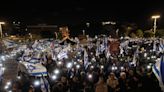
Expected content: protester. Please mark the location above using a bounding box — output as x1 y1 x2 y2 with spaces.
1 36 164 92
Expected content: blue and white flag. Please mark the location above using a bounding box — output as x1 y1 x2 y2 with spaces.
152 55 164 91
2 39 17 49
153 41 157 52
40 77 50 92
84 49 89 69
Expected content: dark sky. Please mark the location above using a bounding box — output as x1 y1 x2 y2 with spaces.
0 0 164 28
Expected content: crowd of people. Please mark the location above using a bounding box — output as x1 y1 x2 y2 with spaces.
1 35 164 92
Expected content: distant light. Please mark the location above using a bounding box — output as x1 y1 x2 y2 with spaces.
121 66 124 70
151 56 156 59
4 85 9 89
88 74 92 79
2 67 5 71
147 57 150 60
1 56 6 61
144 53 147 57
152 15 160 19
6 81 11 86
34 80 40 86
112 67 115 70
100 65 104 69
90 65 94 69
77 59 80 62
8 90 12 92
58 61 62 65
114 66 118 70
0 22 5 25
17 76 21 79
52 75 57 80
0 63 3 67
66 62 73 68
112 66 117 70
76 64 80 69
54 69 60 74
147 65 151 69
74 62 77 65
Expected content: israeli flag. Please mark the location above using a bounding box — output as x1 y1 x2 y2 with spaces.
57 51 68 60
152 55 164 91
2 39 17 49
40 77 50 92
153 41 157 52
84 49 89 69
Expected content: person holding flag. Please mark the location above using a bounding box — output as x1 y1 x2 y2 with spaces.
153 55 164 91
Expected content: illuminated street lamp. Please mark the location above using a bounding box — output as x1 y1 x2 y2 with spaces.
0 22 5 39
151 15 160 37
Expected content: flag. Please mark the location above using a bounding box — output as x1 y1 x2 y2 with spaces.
153 41 157 52
84 49 89 69
40 77 50 92
159 41 164 53
2 39 17 49
32 40 39 48
131 46 139 67
152 55 164 91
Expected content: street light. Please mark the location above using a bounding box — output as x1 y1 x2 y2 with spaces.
0 22 5 39
151 15 160 37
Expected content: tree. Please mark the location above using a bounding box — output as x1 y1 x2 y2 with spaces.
144 31 154 38
156 29 164 38
121 23 138 37
136 29 143 38
130 32 137 38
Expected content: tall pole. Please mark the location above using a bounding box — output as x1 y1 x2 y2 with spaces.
152 15 160 38
0 22 5 39
0 25 2 39
153 18 157 35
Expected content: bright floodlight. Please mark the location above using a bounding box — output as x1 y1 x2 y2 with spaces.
0 22 5 25
152 15 160 19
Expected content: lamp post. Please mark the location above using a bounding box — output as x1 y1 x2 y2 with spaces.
0 22 5 39
151 15 160 37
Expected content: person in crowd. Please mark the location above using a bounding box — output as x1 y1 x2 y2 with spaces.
95 76 108 92
70 76 82 92
119 72 128 92
107 72 119 92
127 69 139 92
28 85 35 92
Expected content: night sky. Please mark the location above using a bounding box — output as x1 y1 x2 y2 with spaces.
0 0 164 29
